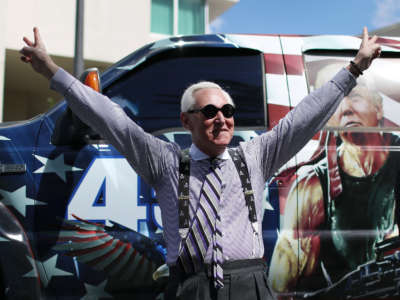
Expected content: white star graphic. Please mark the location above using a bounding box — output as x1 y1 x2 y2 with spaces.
263 188 274 211
0 136 10 140
0 236 9 242
264 199 274 211
24 255 73 287
0 186 46 217
81 280 112 300
34 154 82 182
23 255 39 279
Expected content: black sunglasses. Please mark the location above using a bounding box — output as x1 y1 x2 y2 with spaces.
187 104 235 119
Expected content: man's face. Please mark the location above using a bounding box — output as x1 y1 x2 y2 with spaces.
181 88 234 156
327 85 383 145
328 85 383 128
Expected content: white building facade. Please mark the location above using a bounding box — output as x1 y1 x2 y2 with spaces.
0 0 238 121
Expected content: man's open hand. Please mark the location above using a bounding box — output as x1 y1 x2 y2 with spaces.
20 27 59 79
353 27 382 72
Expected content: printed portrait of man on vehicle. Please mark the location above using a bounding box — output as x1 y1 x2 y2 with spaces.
268 55 400 299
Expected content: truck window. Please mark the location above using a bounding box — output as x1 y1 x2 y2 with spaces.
103 47 267 134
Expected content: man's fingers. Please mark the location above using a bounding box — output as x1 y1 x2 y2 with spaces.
362 26 369 44
373 43 382 51
23 36 34 47
373 47 382 59
33 27 40 46
19 46 34 57
20 56 31 63
369 35 378 44
33 27 46 49
371 41 381 57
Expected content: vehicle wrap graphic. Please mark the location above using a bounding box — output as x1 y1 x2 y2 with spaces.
268 52 400 299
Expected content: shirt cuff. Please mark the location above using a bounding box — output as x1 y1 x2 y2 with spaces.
49 68 77 96
331 68 357 96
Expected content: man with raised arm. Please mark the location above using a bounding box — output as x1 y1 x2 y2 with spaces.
20 27 380 300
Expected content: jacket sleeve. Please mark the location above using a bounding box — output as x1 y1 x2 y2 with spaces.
242 67 356 182
50 68 179 186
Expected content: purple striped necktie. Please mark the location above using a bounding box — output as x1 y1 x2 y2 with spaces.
209 158 224 288
178 158 224 288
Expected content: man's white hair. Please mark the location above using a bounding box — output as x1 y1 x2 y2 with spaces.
180 81 235 112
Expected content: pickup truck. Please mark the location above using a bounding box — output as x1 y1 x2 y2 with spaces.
0 33 400 299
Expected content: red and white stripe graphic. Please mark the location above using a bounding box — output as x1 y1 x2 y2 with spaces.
227 34 400 129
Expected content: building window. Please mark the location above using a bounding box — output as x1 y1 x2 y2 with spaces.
151 0 174 35
151 0 205 35
178 0 205 35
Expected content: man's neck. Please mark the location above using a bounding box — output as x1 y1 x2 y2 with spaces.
192 142 227 159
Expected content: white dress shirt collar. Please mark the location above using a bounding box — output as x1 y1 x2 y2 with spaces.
189 143 231 161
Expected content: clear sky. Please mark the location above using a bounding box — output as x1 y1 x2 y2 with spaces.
210 0 400 36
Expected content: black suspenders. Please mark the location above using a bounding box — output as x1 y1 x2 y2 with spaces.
228 148 258 224
178 149 191 237
178 147 258 238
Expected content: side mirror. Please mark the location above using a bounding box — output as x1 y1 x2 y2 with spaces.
51 68 102 146
80 68 102 93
